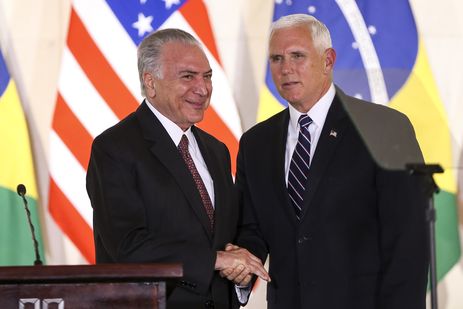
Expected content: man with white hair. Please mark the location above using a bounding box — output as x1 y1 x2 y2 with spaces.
225 14 429 309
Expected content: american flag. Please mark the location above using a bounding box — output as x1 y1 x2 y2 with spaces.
49 0 241 263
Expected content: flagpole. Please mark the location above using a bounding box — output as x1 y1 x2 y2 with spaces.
428 191 438 309
406 163 443 309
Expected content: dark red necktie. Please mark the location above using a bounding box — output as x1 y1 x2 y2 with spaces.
178 135 214 230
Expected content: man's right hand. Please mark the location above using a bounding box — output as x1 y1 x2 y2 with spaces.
215 243 270 286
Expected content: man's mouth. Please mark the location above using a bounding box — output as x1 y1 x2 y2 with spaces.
281 81 299 89
186 100 205 109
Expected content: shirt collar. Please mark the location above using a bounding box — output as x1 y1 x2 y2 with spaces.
145 99 194 147
288 83 335 131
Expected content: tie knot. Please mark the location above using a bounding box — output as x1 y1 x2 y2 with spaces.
178 134 189 151
298 114 312 129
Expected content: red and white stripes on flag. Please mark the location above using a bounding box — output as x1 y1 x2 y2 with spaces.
49 0 241 263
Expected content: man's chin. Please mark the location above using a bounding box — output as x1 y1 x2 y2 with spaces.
188 114 205 125
278 90 298 101
281 95 301 105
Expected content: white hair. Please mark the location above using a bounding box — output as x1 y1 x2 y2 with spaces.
270 14 332 53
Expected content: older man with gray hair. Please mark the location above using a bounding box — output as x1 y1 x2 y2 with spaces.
87 28 269 309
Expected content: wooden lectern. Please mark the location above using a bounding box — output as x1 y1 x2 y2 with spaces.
0 263 182 309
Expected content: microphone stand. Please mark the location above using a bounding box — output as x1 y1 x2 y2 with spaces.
406 163 443 309
16 184 43 266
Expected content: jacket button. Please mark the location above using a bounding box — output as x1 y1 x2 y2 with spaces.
205 300 214 308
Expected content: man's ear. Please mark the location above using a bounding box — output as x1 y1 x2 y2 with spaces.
143 72 156 97
324 48 336 73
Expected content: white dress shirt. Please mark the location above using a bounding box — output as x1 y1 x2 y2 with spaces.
285 83 335 184
146 101 215 206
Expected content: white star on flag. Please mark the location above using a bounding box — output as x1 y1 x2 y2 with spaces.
308 6 316 14
163 0 181 10
140 0 147 4
132 13 153 37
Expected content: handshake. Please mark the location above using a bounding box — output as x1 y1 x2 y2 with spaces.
215 243 271 286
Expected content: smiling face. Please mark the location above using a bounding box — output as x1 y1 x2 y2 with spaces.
143 41 212 131
269 25 336 113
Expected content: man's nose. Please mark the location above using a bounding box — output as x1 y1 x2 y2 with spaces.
281 59 293 75
193 78 210 96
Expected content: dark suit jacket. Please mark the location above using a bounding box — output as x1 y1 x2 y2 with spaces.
86 101 238 309
235 87 429 309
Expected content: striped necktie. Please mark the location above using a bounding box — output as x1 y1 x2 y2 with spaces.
287 115 313 220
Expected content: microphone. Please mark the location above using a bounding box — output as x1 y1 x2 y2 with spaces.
16 184 43 265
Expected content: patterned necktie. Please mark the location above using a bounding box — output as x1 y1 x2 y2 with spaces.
178 135 214 230
288 115 313 220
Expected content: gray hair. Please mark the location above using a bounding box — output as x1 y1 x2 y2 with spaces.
137 28 201 97
270 14 332 53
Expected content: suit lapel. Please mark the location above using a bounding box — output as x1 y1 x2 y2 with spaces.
271 110 300 225
300 93 349 221
136 102 213 240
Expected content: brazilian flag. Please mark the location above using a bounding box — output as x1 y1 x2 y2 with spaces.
0 50 45 265
258 0 460 281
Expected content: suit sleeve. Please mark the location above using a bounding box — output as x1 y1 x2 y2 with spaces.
375 117 429 309
234 135 269 303
86 136 217 295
